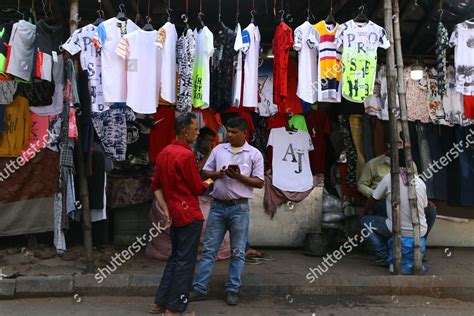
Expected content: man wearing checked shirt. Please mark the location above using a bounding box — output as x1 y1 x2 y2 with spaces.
189 116 264 306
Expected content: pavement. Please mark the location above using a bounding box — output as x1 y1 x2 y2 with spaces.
0 246 473 301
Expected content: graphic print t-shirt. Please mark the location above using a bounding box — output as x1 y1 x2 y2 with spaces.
93 18 139 103
192 26 214 108
63 24 107 112
293 21 317 104
310 21 342 103
267 127 314 192
335 20 390 103
449 20 474 95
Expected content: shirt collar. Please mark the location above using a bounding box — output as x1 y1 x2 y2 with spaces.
224 141 250 154
172 139 192 151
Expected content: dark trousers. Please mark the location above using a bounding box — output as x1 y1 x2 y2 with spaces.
154 220 203 313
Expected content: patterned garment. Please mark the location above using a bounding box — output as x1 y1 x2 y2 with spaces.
176 29 195 113
210 27 237 113
426 68 447 125
405 67 430 123
0 81 17 104
435 22 449 96
92 107 136 161
339 115 357 186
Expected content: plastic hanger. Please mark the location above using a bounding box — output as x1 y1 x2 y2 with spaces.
93 1 104 26
325 0 336 26
354 5 369 23
116 2 127 21
142 0 154 31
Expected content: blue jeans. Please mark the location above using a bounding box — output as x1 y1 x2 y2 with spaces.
360 215 392 258
193 201 250 294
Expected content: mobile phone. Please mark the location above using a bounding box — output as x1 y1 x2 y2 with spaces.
227 164 240 172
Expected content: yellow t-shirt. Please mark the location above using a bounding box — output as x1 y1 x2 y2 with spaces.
0 96 31 157
231 146 242 154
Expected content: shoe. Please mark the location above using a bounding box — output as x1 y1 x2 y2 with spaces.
369 255 388 267
225 291 239 306
188 289 207 302
148 304 165 314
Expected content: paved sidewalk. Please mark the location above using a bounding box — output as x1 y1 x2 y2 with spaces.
1 247 473 300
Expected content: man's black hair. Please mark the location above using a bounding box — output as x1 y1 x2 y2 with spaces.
225 116 248 132
175 112 197 134
199 127 216 138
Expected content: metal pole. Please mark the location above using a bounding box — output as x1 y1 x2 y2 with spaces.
392 0 423 274
384 0 402 274
69 0 95 274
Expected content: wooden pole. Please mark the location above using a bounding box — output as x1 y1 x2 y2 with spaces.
69 0 95 274
392 0 423 274
384 0 402 274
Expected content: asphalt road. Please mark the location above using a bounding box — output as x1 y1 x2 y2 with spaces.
1 295 474 316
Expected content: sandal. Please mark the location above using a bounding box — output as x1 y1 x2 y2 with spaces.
245 257 264 265
247 252 276 261
149 304 166 314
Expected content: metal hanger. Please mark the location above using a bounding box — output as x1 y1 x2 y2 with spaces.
196 0 205 31
142 0 154 30
116 1 127 21
218 0 226 30
236 0 240 25
93 0 104 26
306 0 315 23
1 0 25 20
167 8 172 23
181 0 190 31
325 0 336 26
251 0 257 25
354 4 369 23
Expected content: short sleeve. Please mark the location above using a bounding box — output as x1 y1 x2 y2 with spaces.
234 25 244 52
378 26 390 49
251 151 265 180
293 27 303 51
155 27 166 48
202 147 217 171
449 26 458 47
372 176 388 200
335 25 344 50
241 29 251 54
62 29 81 55
116 36 129 59
267 128 277 147
205 29 215 56
307 28 317 49
93 23 106 48
305 132 314 151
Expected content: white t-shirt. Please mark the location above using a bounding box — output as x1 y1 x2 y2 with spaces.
62 24 107 112
116 29 164 114
372 174 428 237
160 22 177 104
93 18 139 103
449 20 474 95
242 23 261 107
267 127 314 192
231 23 244 107
294 21 318 103
192 26 214 109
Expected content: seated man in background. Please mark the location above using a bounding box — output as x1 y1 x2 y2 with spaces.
361 150 429 266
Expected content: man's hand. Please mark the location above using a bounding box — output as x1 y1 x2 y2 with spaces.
162 210 172 230
225 166 242 180
204 178 214 186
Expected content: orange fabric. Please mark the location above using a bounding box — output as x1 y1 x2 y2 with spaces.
201 109 220 146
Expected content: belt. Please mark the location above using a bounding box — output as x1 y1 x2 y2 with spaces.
214 198 249 206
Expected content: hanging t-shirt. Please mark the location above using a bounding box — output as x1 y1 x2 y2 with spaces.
435 22 449 96
405 66 430 123
426 67 447 125
288 114 308 131
335 20 390 103
445 66 474 126
176 29 195 113
310 21 342 103
0 22 14 78
192 26 214 109
19 112 55 161
267 127 314 192
160 22 177 104
231 23 244 108
257 59 278 117
242 23 261 107
273 22 293 105
116 29 165 114
62 24 107 112
293 21 317 104
449 20 474 96
149 106 176 163
278 57 302 114
93 18 139 103
0 96 31 157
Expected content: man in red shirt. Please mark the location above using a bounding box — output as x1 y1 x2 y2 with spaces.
149 113 212 315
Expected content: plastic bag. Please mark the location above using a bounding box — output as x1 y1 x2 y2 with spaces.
387 236 427 274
